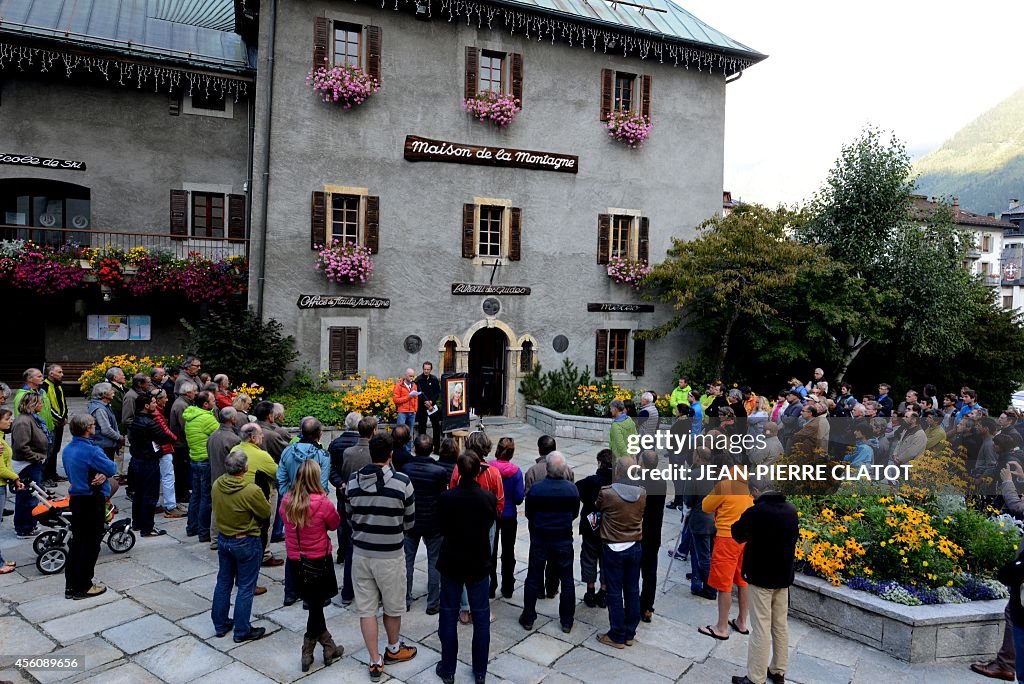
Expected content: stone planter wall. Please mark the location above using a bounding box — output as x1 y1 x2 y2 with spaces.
526 405 612 442
789 575 1005 663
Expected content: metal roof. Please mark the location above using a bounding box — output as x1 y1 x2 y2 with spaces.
0 0 248 71
496 0 762 59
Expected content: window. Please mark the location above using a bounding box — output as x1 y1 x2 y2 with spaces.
614 72 635 113
1004 295 1015 310
333 22 362 68
519 340 534 373
191 192 225 238
607 330 629 372
982 234 993 252
443 340 458 374
480 51 505 94
330 194 360 244
190 92 226 111
478 206 503 257
329 327 359 375
597 213 648 264
0 179 90 237
611 215 632 259
980 262 990 276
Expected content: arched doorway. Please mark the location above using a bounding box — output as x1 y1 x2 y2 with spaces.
468 327 508 416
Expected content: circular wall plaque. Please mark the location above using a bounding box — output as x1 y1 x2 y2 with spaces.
552 335 569 353
482 297 501 316
403 335 422 354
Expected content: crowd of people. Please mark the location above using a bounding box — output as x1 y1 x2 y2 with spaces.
4 360 1024 683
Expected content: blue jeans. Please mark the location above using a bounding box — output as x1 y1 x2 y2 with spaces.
689 533 714 594
271 497 285 540
212 534 262 639
396 412 416 429
520 536 575 628
439 574 490 680
159 454 176 508
603 542 642 644
14 463 43 535
405 530 443 609
187 460 211 538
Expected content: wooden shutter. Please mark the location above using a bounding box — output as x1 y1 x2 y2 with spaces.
462 203 476 258
511 52 523 104
311 191 327 249
595 329 609 378
169 92 181 116
600 68 614 121
597 213 611 264
227 193 246 242
364 195 380 254
313 17 330 68
632 335 646 377
170 189 188 238
509 207 522 261
465 47 479 99
367 26 382 85
640 74 652 120
329 327 359 375
638 216 650 262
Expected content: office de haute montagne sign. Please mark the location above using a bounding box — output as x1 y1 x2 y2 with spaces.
404 135 578 174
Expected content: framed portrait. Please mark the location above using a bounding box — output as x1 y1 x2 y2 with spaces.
446 377 468 416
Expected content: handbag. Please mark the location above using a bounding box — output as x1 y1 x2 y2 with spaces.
295 516 330 585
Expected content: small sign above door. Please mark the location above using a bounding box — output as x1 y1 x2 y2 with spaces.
297 294 391 309
0 153 86 170
452 283 531 296
587 303 655 313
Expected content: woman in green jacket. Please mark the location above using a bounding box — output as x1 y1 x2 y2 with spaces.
0 408 23 573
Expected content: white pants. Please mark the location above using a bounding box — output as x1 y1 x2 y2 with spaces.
159 454 177 508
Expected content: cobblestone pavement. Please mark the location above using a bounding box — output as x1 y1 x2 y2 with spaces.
0 404 1002 683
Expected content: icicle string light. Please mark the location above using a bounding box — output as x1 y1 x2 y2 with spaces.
0 41 250 100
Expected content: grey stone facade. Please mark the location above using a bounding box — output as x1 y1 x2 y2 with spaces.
250 0 740 415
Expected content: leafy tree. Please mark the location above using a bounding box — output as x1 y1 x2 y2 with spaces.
181 306 298 392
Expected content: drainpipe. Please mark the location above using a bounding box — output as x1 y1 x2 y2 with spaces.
255 0 277 319
725 70 743 85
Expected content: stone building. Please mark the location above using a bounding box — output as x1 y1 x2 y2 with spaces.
247 0 764 415
0 0 255 383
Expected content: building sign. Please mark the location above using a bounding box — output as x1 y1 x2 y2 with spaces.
451 283 531 296
587 303 655 313
404 135 578 174
0 153 86 171
297 294 391 309
1004 262 1021 281
86 315 151 340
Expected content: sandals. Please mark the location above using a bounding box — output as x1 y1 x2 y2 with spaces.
729 619 749 635
698 625 729 641
0 561 15 575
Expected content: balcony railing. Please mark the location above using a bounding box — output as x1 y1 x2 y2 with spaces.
0 225 249 260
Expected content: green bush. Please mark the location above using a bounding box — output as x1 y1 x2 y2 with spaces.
948 507 1020 576
518 359 592 415
271 390 347 428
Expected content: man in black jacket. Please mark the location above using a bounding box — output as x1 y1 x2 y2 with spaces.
128 395 175 538
402 434 449 614
328 411 361 563
577 449 614 608
730 477 799 684
415 362 442 453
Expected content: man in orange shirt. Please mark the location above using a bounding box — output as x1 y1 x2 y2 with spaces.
392 369 420 431
698 470 754 642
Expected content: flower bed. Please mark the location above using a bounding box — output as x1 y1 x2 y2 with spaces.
79 354 185 396
271 372 397 427
307 65 380 108
606 111 652 148
316 240 374 285
463 91 521 127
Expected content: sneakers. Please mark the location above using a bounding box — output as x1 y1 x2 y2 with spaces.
383 642 417 664
72 584 107 600
164 508 186 519
597 632 625 649
154 506 165 514
583 590 596 607
667 550 688 561
16 528 39 539
368 662 383 682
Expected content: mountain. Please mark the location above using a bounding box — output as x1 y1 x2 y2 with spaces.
914 88 1024 217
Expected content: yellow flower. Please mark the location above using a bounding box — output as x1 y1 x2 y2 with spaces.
922 561 928 567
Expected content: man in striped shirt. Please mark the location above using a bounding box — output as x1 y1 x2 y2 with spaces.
346 431 418 682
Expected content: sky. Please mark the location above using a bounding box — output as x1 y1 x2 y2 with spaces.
674 0 1024 206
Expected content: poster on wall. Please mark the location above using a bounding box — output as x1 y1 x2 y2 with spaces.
128 316 152 340
441 372 469 432
87 315 129 341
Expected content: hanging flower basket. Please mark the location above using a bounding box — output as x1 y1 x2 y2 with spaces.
606 256 651 288
463 91 521 127
606 111 653 148
307 65 380 109
316 240 374 285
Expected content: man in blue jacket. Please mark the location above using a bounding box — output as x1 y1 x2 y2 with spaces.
402 434 450 614
63 413 118 600
519 452 580 633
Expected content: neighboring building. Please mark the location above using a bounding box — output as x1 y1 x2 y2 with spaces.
999 199 1024 312
247 0 765 416
723 190 739 216
0 0 255 384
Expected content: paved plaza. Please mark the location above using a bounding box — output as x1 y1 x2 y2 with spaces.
0 404 1004 684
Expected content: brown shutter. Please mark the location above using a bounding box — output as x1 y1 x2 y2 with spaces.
462 203 476 258
465 47 479 99
600 68 614 121
169 92 181 116
366 26 382 85
595 330 609 378
364 195 380 254
313 16 330 68
511 52 523 104
597 213 611 264
227 193 246 242
638 216 650 262
343 327 358 375
311 191 327 249
509 207 522 261
640 74 652 120
170 189 188 238
632 335 646 377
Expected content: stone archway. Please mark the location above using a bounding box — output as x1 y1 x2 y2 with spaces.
439 319 529 418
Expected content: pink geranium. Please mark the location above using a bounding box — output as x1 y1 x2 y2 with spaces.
307 65 380 109
606 256 651 288
463 92 521 127
316 240 374 285
607 112 653 148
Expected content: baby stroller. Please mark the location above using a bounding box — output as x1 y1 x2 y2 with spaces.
29 482 136 574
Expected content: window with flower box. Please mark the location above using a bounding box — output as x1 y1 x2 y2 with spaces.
600 69 652 121
595 329 647 377
597 212 649 264
462 199 522 263
310 186 379 252
169 188 245 242
313 17 382 84
465 47 523 103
